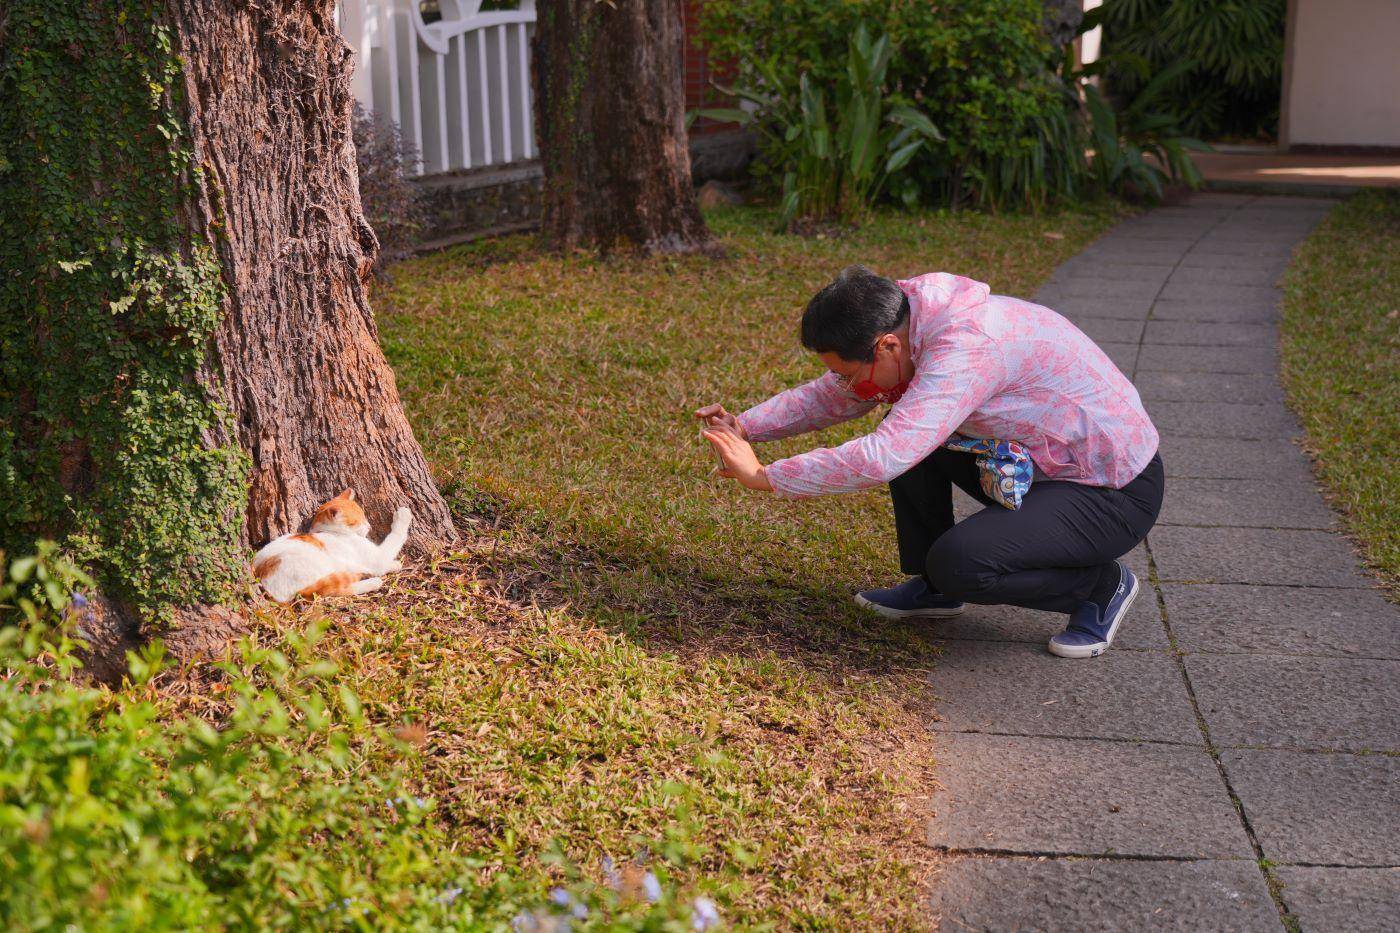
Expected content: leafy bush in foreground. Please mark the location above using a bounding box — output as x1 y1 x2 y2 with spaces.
0 546 721 930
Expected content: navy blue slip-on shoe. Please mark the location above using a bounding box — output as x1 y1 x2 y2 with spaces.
1049 561 1139 659
855 576 965 620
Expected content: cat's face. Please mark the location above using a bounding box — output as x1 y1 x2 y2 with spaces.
310 488 370 536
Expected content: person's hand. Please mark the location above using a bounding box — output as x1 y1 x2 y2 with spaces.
702 421 772 492
694 403 748 440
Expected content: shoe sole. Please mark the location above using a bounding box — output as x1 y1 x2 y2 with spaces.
1047 573 1140 659
854 593 966 619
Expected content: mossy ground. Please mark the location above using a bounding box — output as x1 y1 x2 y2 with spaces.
1280 190 1400 595
201 202 1118 927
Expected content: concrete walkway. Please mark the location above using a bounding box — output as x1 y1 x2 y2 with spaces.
924 193 1399 931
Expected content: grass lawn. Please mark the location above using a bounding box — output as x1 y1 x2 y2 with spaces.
255 203 1119 927
1280 190 1400 595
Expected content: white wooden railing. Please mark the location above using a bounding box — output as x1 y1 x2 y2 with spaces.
337 0 537 175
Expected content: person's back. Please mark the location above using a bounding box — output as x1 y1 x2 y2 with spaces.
903 274 1157 488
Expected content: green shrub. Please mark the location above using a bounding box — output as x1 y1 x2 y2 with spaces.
1099 0 1285 140
1082 59 1207 200
693 27 943 230
698 0 1081 210
0 547 724 930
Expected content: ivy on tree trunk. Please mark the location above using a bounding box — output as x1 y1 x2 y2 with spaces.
0 0 454 670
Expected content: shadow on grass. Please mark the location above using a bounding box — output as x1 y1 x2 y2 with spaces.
443 485 940 692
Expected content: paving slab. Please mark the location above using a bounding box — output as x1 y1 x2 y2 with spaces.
1078 242 1196 264
1244 195 1338 211
1054 255 1177 278
1188 239 1298 259
1069 316 1146 346
1157 436 1313 480
1196 224 1308 242
1219 748 1399 866
1143 319 1277 347
1214 209 1324 225
923 593 1169 650
1160 583 1400 657
1203 223 1318 241
1276 867 1400 933
1137 343 1278 374
1149 297 1280 323
1159 281 1281 305
927 640 1200 743
1114 215 1217 230
928 733 1255 858
1165 265 1286 288
1178 249 1290 271
1143 400 1298 439
1036 278 1166 301
1168 193 1255 207
1134 371 1283 403
1038 296 1154 320
1187 654 1400 751
1157 478 1336 529
1149 526 1370 588
929 857 1281 932
1095 341 1140 374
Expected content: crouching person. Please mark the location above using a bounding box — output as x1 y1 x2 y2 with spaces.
698 266 1163 659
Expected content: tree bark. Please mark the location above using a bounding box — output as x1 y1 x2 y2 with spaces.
532 0 715 255
168 0 456 552
0 1 454 680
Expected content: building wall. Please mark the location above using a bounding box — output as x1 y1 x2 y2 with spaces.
1283 0 1400 149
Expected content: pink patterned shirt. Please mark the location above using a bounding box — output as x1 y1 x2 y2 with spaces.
737 272 1159 499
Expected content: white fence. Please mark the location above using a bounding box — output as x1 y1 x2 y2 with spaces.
337 0 537 175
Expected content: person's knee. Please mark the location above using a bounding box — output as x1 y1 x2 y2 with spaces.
925 532 995 601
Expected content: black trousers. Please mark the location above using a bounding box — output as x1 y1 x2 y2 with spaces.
891 447 1165 614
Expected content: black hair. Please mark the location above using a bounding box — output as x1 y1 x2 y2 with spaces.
799 265 910 363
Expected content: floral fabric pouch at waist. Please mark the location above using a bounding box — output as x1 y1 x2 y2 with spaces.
941 435 1033 509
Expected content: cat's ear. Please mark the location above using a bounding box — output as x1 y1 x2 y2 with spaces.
337 487 355 501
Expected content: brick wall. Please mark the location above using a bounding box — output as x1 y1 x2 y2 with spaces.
682 0 738 137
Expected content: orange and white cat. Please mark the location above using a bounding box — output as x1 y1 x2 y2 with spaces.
252 488 412 603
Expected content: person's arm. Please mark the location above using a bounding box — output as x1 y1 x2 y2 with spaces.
735 371 878 443
764 332 1005 498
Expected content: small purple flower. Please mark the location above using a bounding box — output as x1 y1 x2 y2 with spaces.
70 591 89 609
437 886 463 905
691 896 720 930
642 871 662 903
385 795 429 812
601 855 621 889
548 887 588 920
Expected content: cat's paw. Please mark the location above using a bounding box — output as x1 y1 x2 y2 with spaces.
383 560 403 574
392 506 413 533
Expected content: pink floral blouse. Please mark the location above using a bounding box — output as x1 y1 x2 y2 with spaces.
737 272 1160 499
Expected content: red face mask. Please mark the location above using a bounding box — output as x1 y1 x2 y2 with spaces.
849 356 910 405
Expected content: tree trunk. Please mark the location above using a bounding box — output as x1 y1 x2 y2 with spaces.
0 0 453 674
532 0 715 255
168 0 456 551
